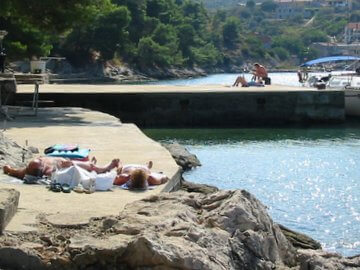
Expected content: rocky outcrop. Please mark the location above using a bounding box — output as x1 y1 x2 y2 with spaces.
181 179 219 194
0 190 298 269
0 189 20 234
297 249 360 270
162 143 201 170
278 224 321 250
0 189 359 269
0 131 33 168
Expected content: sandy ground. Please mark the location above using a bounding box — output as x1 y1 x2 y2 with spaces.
0 107 180 233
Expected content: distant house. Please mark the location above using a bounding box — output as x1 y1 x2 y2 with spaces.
324 0 352 8
310 42 360 57
274 0 315 19
344 23 360 44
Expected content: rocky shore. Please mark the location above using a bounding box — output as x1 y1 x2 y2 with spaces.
0 138 360 269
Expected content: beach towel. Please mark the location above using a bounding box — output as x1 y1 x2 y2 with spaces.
53 165 115 191
119 181 155 190
44 144 79 154
46 148 91 161
52 165 95 188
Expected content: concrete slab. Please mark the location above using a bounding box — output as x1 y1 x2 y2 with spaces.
0 189 20 234
16 83 317 94
0 107 180 233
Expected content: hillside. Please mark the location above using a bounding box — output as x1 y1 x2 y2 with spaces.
197 0 243 10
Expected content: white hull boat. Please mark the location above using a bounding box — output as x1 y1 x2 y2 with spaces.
298 56 360 117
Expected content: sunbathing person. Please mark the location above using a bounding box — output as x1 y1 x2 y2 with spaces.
3 156 120 180
232 76 264 87
113 161 168 189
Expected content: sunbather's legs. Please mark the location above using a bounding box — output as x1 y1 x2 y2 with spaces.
3 165 26 179
233 76 248 87
73 158 120 173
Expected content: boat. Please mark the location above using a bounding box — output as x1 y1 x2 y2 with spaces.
298 56 360 117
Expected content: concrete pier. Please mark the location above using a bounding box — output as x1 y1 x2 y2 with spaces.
14 84 345 127
0 108 181 233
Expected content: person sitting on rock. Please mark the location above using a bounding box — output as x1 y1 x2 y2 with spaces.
3 156 120 180
113 161 168 190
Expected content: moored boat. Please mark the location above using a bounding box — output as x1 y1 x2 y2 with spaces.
299 56 360 117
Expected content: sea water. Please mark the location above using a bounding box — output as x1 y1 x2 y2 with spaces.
144 124 360 257
147 72 303 87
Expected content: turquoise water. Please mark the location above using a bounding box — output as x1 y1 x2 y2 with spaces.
144 124 360 257
147 72 302 87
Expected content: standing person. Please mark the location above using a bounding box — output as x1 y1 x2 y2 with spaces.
252 63 270 84
0 48 6 73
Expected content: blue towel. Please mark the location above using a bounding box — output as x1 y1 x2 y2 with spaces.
46 148 90 159
119 182 155 190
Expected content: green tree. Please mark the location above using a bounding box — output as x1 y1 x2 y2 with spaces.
246 0 256 9
261 0 277 12
92 7 131 61
272 47 289 61
223 17 241 49
137 36 172 66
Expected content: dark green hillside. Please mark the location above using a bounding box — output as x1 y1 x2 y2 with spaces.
0 0 358 73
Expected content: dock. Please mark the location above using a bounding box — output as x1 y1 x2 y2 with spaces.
14 83 346 126
0 82 345 233
0 107 181 233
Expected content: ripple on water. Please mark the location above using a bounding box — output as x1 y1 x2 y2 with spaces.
183 139 360 257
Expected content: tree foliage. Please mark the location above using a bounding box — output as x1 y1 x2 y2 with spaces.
0 0 357 69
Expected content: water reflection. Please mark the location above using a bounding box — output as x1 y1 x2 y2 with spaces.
144 123 360 257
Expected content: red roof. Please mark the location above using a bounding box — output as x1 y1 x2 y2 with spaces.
347 23 360 30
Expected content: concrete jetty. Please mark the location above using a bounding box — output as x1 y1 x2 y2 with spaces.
0 107 180 233
15 84 345 126
0 82 345 233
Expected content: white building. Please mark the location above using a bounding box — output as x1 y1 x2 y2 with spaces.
274 0 314 19
325 0 352 8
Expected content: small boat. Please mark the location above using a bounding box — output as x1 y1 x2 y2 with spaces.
299 56 360 117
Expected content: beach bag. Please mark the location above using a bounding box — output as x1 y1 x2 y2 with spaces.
52 165 96 188
264 77 271 85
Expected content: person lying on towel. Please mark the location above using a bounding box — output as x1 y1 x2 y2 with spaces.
113 161 168 190
3 156 120 180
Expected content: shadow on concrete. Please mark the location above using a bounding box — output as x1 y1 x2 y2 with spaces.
4 107 122 128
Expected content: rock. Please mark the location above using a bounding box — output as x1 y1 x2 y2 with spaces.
0 131 33 168
0 246 47 270
278 224 322 250
45 212 91 228
162 143 201 170
102 217 118 230
0 189 20 234
68 190 297 269
181 179 219 194
27 146 39 154
0 189 358 270
297 249 360 270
